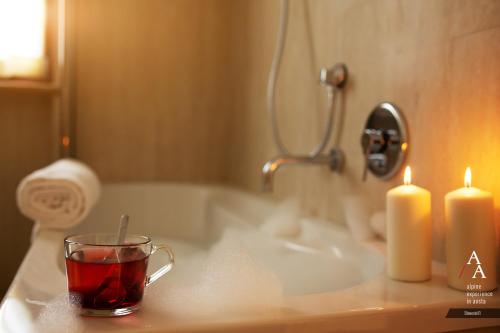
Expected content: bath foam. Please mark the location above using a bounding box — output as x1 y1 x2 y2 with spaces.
35 293 84 333
342 195 376 241
260 198 301 238
145 228 284 317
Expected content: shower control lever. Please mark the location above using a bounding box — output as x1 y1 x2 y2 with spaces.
361 102 408 181
362 128 402 181
361 129 387 181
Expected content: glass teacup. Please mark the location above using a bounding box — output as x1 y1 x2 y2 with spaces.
64 233 174 317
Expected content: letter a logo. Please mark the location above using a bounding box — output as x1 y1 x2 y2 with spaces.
467 251 481 265
458 251 487 279
472 265 486 279
465 251 486 279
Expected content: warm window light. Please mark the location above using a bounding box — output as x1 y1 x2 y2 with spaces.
0 0 47 78
464 167 472 188
403 166 411 185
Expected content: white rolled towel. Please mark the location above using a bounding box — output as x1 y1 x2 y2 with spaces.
17 159 101 229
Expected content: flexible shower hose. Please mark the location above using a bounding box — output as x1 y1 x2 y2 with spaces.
267 0 337 159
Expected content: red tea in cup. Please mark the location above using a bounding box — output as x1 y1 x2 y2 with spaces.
66 248 148 310
64 234 174 317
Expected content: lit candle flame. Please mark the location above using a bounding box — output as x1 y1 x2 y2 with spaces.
404 166 411 185
464 167 472 188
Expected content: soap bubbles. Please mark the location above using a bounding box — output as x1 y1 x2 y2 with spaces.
35 293 84 333
144 228 284 317
260 198 301 238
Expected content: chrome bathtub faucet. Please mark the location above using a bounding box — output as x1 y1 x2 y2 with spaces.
262 63 348 193
262 149 344 192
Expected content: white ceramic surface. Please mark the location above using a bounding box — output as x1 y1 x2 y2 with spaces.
0 184 498 332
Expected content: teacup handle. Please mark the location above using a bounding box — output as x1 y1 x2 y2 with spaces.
145 244 175 286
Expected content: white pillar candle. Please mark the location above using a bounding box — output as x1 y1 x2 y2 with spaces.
386 167 432 281
445 167 497 291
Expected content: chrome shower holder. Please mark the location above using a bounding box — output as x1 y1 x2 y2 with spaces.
320 64 348 89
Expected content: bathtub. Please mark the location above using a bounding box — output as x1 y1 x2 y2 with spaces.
0 184 498 332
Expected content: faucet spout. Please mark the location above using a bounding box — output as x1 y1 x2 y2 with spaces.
262 156 289 192
262 150 343 192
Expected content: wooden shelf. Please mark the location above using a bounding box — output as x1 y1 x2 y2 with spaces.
0 80 60 94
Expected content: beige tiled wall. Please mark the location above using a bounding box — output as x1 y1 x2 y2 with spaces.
74 0 237 183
